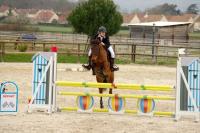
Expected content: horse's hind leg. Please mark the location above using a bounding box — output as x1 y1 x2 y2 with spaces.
99 88 104 108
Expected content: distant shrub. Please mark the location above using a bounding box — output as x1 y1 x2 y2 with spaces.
44 48 50 52
18 44 28 52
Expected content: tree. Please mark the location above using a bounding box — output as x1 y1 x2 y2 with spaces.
146 3 181 15
68 0 123 36
186 4 199 14
78 0 87 3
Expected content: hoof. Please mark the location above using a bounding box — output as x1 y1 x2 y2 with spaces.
100 105 104 109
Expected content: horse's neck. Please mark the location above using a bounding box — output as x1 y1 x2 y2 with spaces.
98 45 108 63
97 45 111 75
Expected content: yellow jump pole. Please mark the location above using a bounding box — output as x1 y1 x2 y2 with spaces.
58 91 175 100
59 107 175 117
56 81 173 91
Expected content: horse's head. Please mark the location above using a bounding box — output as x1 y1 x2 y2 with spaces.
90 39 101 63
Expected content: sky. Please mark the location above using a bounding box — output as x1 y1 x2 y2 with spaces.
113 0 200 12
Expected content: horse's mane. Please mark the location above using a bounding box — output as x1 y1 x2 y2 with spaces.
90 39 101 45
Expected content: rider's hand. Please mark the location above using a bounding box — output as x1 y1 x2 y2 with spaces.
101 42 105 46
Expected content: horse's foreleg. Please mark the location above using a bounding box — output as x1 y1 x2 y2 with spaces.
109 89 112 94
109 72 114 94
99 88 104 108
100 97 103 109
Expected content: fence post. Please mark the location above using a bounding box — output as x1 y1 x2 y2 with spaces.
152 23 156 63
131 44 136 63
77 43 80 63
0 43 2 62
155 45 158 63
0 43 5 62
2 42 5 55
32 41 35 50
43 43 46 52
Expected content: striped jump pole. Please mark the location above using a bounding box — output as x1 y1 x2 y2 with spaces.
56 80 174 117
59 107 175 117
58 91 175 100
56 81 173 91
58 91 175 117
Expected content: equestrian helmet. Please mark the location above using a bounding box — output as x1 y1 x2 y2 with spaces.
98 26 107 33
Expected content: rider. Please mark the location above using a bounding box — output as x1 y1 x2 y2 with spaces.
82 26 119 71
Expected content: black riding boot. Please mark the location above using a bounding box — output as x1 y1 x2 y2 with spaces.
110 58 119 71
82 56 92 70
91 65 96 75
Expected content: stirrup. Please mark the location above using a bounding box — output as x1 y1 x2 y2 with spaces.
82 64 91 70
111 65 119 71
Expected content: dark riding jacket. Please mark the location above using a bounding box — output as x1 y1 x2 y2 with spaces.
92 34 111 49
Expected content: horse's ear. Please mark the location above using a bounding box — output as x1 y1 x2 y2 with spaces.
90 39 100 45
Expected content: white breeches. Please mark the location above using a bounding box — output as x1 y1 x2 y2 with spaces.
88 46 115 58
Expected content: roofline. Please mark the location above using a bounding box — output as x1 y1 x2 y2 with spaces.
128 21 192 27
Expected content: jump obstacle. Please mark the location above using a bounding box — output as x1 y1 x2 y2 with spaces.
27 49 200 121
0 81 19 115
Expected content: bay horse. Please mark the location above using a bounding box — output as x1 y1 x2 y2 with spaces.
90 39 114 108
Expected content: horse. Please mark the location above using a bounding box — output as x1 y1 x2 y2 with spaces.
90 39 114 109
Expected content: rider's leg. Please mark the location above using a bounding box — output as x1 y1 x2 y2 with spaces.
108 46 119 71
82 48 92 70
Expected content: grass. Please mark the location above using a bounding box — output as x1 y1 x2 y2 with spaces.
189 32 200 40
35 25 129 36
27 25 129 35
1 53 178 66
1 53 130 64
30 25 74 33
115 29 200 39
135 57 177 66
2 53 34 62
57 54 86 63
115 29 130 37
